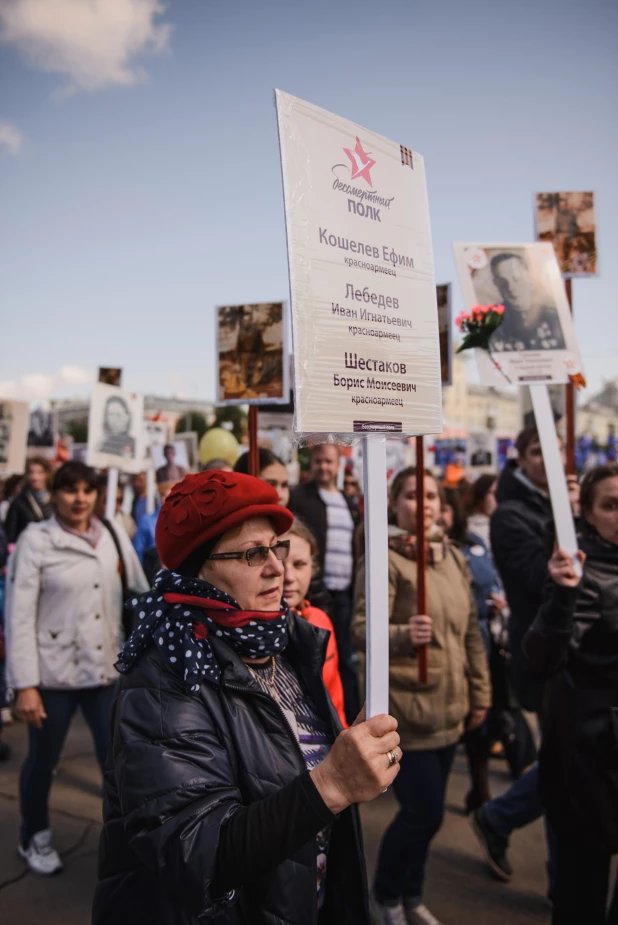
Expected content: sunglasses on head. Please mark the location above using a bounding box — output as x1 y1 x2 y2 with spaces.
207 539 291 568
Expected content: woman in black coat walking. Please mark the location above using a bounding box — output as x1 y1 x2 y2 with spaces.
93 470 402 925
525 462 618 925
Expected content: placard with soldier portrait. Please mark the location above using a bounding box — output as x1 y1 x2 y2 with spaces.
535 192 597 277
453 242 583 386
87 383 144 473
466 430 496 470
436 283 452 386
0 399 29 475
217 302 289 405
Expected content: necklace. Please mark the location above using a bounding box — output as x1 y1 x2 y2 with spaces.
246 656 281 703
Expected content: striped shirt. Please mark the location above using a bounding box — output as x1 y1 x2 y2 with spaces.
318 488 354 591
249 656 333 907
249 656 333 770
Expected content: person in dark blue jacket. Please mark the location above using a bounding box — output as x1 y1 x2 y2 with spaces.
450 480 536 813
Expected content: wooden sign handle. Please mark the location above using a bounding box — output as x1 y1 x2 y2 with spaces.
415 437 428 684
564 278 576 475
248 406 259 477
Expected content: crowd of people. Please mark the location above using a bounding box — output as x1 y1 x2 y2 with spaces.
0 430 616 925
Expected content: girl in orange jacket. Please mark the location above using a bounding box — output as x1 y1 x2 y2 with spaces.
282 519 348 728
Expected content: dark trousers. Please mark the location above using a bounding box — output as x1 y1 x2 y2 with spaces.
552 837 618 925
328 587 359 724
374 745 457 905
19 685 115 845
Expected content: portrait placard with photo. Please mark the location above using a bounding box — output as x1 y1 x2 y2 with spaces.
151 440 190 484
0 399 29 475
87 383 144 474
217 302 289 405
27 409 57 448
98 367 123 387
453 242 583 386
466 430 497 470
535 192 597 277
436 283 452 386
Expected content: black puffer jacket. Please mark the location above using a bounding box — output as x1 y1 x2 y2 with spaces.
93 612 368 925
525 534 618 852
4 488 54 544
490 462 555 712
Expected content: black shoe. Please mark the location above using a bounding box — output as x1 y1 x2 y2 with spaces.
0 740 11 761
471 807 513 881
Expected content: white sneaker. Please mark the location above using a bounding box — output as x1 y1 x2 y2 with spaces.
18 829 63 875
370 895 409 925
403 902 443 925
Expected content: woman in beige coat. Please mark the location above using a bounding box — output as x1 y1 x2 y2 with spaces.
353 467 491 925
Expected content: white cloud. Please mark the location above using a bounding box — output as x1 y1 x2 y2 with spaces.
0 0 172 93
0 380 17 398
0 365 95 404
59 364 96 385
0 119 23 154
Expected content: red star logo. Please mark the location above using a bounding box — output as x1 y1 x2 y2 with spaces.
343 137 376 187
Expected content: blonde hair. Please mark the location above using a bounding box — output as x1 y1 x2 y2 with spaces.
287 518 318 573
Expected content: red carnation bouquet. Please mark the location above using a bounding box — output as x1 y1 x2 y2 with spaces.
455 303 510 383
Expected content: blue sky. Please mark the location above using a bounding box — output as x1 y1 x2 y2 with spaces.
1 0 617 406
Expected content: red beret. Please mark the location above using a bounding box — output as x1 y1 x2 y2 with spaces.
155 470 294 571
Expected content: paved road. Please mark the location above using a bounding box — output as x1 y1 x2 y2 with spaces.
0 714 552 925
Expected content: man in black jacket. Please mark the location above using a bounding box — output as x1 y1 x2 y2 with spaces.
492 431 556 713
4 457 53 544
289 445 360 723
472 426 579 890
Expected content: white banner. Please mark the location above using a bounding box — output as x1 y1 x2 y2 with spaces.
276 90 442 437
453 241 583 386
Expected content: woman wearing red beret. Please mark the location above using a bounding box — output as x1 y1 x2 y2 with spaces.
94 470 401 925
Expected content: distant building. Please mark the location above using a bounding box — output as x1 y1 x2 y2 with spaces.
441 353 519 437
579 379 618 443
441 353 617 442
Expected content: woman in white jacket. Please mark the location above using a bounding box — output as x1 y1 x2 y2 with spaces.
5 461 148 876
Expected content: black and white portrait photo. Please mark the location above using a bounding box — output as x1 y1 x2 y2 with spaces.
471 249 566 353
27 409 57 448
467 431 496 470
99 395 135 458
87 384 144 474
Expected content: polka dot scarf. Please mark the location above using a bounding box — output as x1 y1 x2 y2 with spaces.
115 569 289 693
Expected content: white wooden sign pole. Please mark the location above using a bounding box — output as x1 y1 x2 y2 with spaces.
105 467 119 522
362 437 390 718
146 467 157 516
529 384 581 576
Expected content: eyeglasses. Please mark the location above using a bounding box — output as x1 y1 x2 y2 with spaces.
207 540 290 568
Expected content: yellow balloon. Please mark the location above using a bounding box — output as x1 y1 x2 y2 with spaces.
199 428 239 466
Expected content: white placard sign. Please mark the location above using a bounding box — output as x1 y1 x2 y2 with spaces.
87 383 145 475
276 90 442 437
466 430 497 470
453 242 583 387
0 399 29 475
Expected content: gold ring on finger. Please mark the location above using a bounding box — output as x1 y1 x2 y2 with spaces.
386 748 400 769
